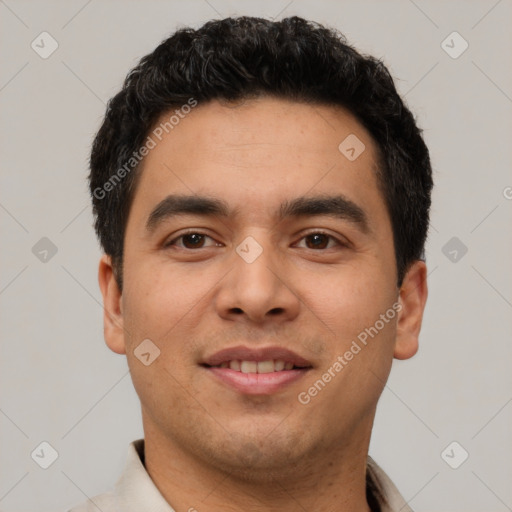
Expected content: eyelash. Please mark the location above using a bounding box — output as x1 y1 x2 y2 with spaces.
164 230 347 250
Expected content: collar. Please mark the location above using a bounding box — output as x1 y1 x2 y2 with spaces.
110 439 412 512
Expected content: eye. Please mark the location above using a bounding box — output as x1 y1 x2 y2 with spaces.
164 231 221 250
295 231 345 250
164 230 346 251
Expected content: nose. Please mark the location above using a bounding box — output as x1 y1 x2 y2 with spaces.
214 235 301 325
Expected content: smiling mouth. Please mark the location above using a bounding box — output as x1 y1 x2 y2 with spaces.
202 360 312 373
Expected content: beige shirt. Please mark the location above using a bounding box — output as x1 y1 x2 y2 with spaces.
67 439 412 512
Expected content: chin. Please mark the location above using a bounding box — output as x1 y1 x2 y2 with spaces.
201 429 312 479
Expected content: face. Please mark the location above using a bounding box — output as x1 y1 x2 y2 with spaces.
99 97 427 479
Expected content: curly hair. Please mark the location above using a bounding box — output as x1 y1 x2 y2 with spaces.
89 16 433 290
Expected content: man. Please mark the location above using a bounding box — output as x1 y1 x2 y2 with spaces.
72 15 431 512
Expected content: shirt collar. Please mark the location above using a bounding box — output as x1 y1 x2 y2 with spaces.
113 439 412 512
114 439 175 511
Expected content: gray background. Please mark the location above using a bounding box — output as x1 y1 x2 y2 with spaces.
1 0 511 511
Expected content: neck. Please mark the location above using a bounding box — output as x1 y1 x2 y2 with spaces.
142 419 374 512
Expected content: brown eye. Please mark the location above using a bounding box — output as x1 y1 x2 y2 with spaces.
297 232 343 250
304 233 330 249
165 232 218 249
180 233 206 248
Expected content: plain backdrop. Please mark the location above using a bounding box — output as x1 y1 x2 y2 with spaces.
1 1 511 511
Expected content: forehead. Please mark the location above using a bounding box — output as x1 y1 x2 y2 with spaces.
128 97 387 229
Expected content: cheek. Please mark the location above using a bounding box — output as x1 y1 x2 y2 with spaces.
121 259 212 397
301 262 396 342
128 359 190 436
122 258 207 339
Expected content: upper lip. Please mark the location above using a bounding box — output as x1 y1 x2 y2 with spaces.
202 345 313 367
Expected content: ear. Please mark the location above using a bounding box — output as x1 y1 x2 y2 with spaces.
394 260 428 360
98 254 126 355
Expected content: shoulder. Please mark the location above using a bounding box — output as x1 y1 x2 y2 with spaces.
65 489 116 512
64 439 144 512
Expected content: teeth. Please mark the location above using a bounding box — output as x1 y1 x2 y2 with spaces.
257 360 274 373
215 359 303 373
229 360 240 371
240 361 257 374
274 360 285 371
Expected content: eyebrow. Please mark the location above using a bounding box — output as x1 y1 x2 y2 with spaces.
145 193 370 234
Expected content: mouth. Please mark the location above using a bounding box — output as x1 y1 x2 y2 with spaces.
200 346 313 395
202 359 310 372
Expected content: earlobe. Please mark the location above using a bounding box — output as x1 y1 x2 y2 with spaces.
393 260 428 360
98 254 127 355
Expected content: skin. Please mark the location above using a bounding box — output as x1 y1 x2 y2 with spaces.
98 97 428 512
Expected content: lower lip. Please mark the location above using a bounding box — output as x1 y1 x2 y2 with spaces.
205 367 310 395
